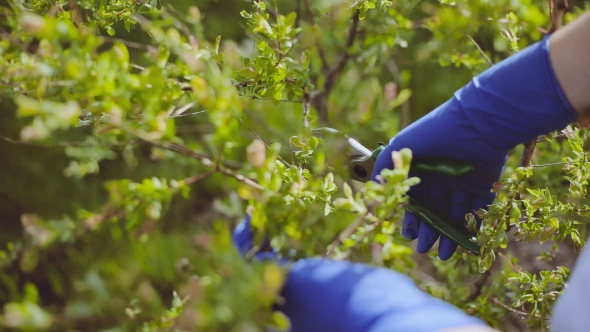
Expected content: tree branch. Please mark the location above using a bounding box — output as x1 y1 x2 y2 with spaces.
467 35 493 67
491 298 529 317
184 171 216 184
326 213 367 257
143 140 264 190
519 0 568 168
303 0 328 70
466 268 492 302
312 10 361 123
303 92 311 129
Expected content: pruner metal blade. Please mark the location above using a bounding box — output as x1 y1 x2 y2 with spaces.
311 127 384 182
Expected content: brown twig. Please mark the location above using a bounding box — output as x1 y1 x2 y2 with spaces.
413 0 427 10
146 140 264 190
491 298 529 317
164 4 199 49
519 0 568 168
303 93 311 129
66 0 83 26
531 162 567 167
184 171 216 184
498 251 522 273
273 0 284 67
294 0 301 29
338 220 382 260
549 0 569 34
312 10 361 123
101 36 149 49
536 133 567 142
466 260 495 302
238 117 294 156
467 35 493 67
326 213 368 257
303 0 328 70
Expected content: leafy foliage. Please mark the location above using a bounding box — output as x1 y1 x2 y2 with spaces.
1 0 590 331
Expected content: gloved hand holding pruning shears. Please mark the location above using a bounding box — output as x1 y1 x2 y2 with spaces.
312 126 486 258
314 33 578 261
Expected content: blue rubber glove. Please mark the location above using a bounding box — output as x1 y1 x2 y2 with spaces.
232 214 287 262
232 216 488 332
371 36 578 260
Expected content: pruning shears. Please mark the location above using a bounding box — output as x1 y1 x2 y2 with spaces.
312 127 481 255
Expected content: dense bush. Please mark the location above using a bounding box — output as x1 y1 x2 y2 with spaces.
1 0 589 330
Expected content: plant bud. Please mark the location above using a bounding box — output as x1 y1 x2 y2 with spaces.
247 139 266 168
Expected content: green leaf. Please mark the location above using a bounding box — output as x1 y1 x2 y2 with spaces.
343 182 353 198
104 25 116 36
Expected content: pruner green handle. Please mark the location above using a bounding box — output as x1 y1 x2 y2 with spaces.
311 127 480 255
374 149 481 255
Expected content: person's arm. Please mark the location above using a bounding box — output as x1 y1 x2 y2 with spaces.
233 216 498 332
549 10 590 123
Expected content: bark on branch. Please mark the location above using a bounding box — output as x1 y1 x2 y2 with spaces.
311 10 361 124
519 0 568 168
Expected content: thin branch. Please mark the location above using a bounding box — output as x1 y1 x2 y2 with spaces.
294 0 302 29
184 171 216 184
244 95 304 103
215 144 224 170
163 4 199 49
326 212 369 257
549 0 569 33
531 162 567 167
66 0 83 26
413 0 427 10
336 217 383 261
536 133 565 142
273 0 284 67
303 0 329 70
238 118 293 167
164 101 195 118
312 10 361 123
324 11 360 94
491 298 529 317
467 35 493 67
101 36 149 49
303 93 311 129
519 0 568 168
466 268 492 302
131 64 146 71
145 140 264 190
498 251 522 273
165 110 209 118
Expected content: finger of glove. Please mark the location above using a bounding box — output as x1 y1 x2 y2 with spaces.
402 211 422 240
416 186 452 253
232 215 253 256
402 180 430 240
438 190 473 261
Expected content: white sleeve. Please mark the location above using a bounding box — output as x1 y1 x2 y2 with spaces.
550 239 590 331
